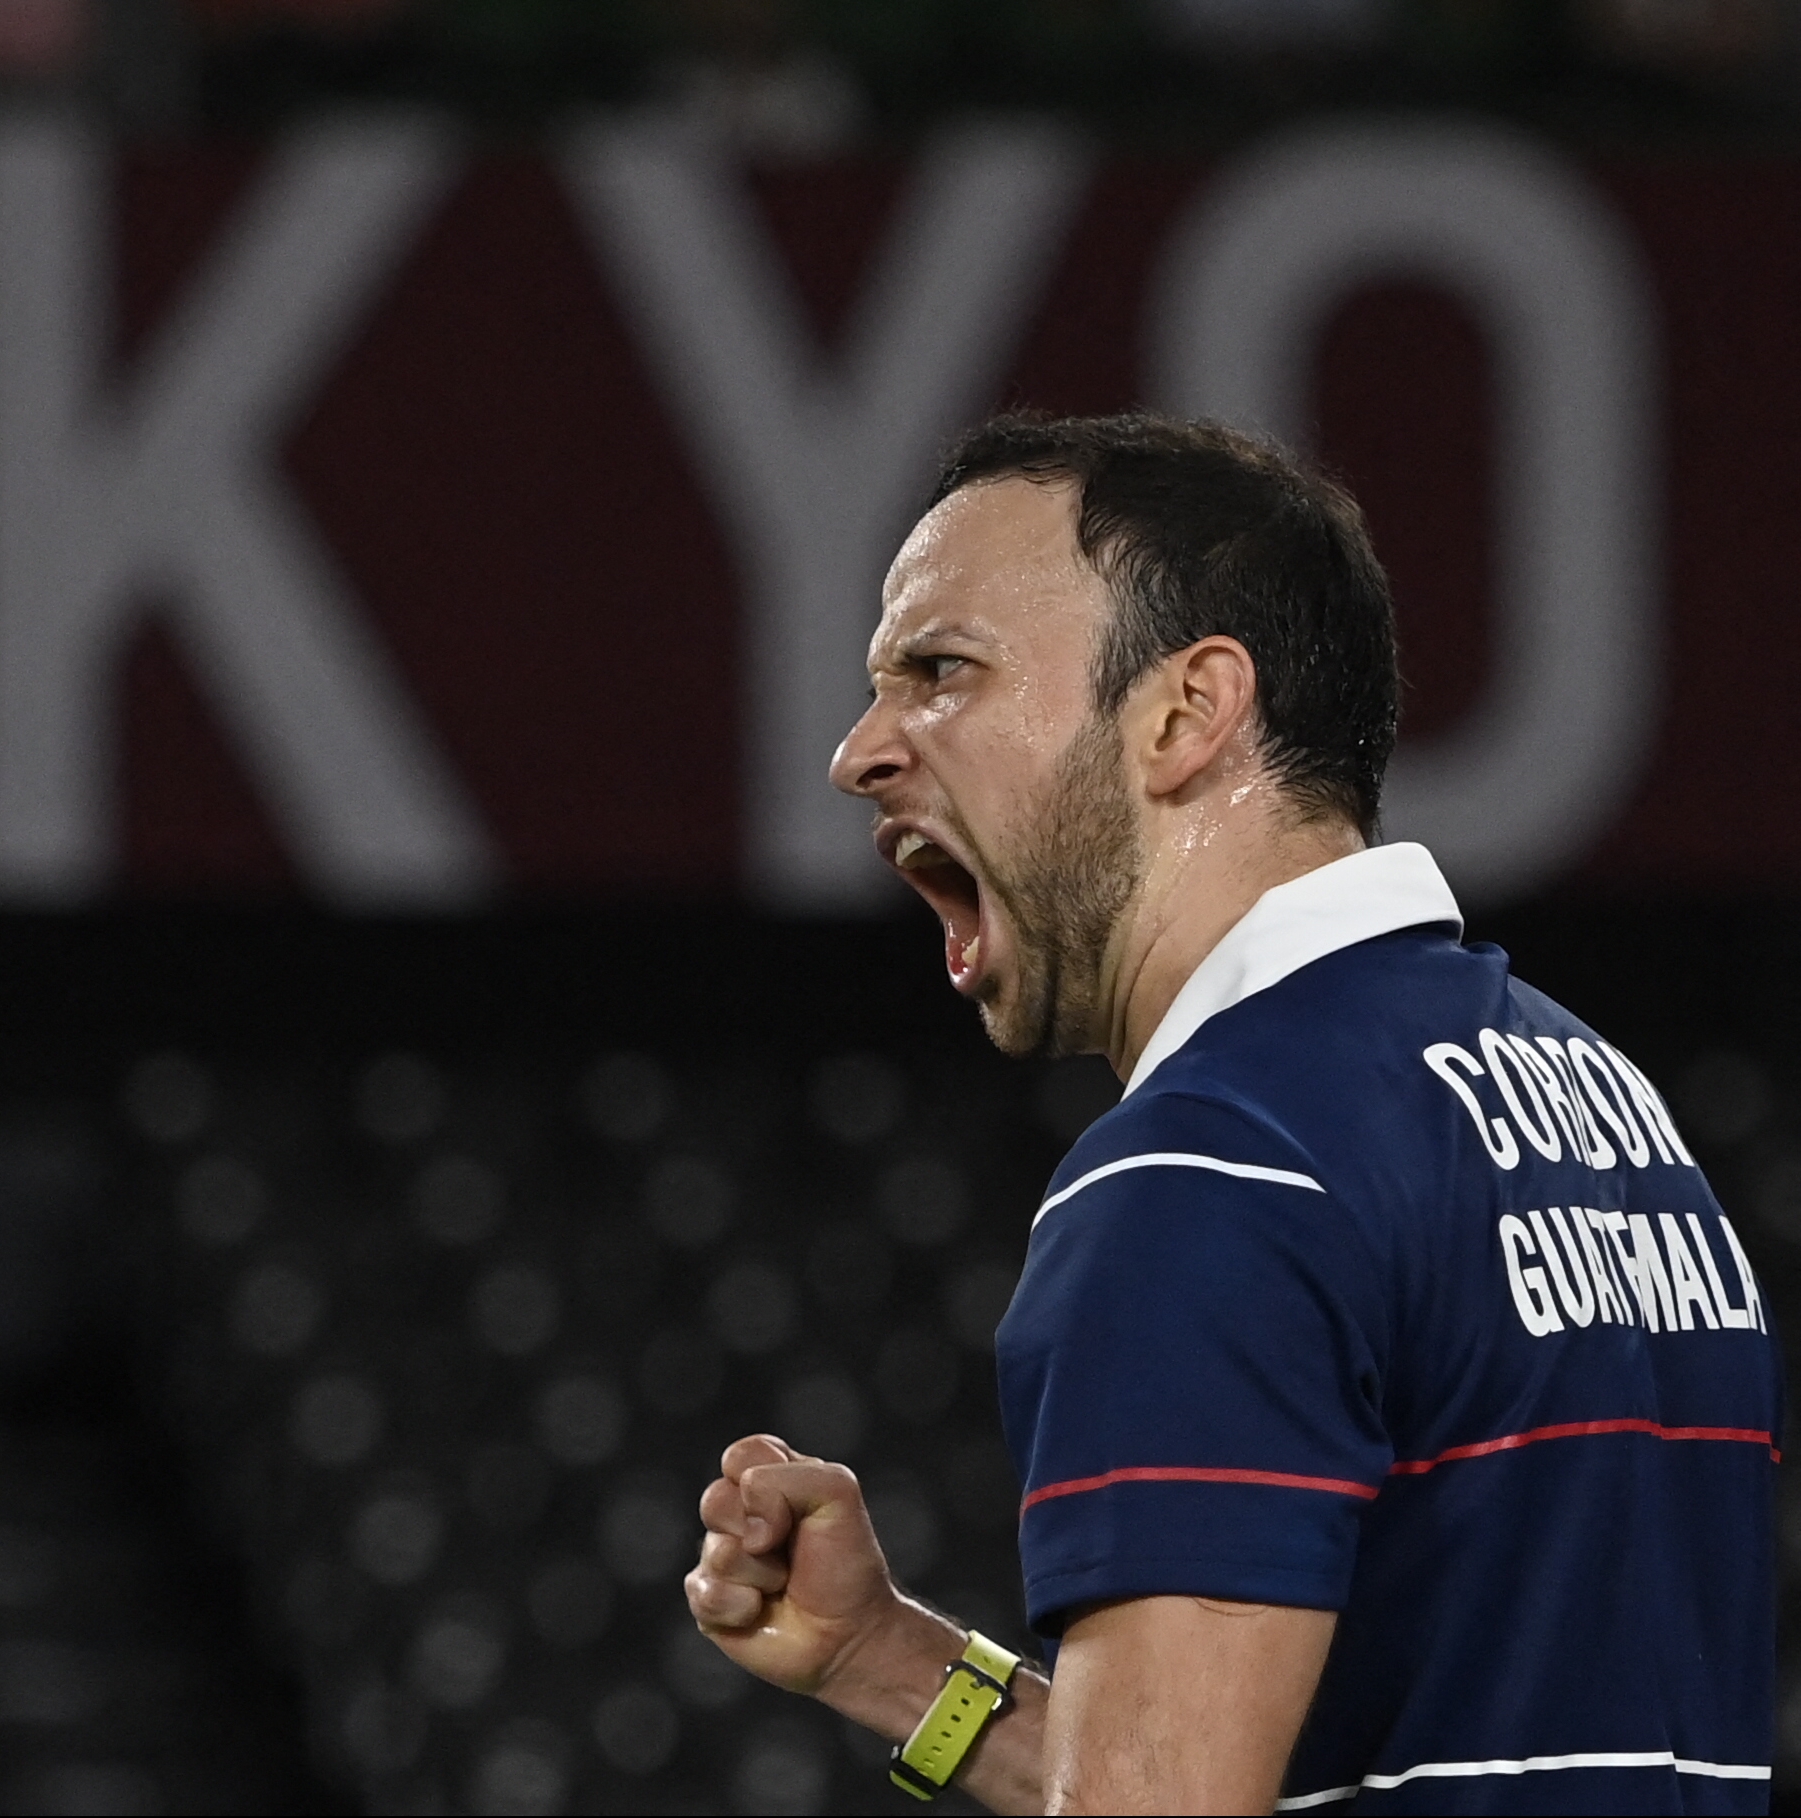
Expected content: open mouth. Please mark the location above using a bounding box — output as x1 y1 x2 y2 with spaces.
890 829 986 991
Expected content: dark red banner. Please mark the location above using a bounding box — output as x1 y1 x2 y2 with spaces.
2 117 1793 908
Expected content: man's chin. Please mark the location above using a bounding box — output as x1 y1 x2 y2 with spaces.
971 975 1024 1055
974 971 1071 1061
976 1000 1032 1059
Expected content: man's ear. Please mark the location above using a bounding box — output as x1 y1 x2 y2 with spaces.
1136 636 1260 800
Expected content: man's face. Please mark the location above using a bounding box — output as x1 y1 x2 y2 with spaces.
829 477 1142 1057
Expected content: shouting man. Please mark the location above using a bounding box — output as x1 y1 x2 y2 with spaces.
684 415 1779 1813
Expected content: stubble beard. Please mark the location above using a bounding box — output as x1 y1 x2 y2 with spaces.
971 712 1143 1060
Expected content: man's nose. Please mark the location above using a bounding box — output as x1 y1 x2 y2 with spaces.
829 699 912 798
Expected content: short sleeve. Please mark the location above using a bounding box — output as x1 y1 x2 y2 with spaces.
994 1089 1393 1636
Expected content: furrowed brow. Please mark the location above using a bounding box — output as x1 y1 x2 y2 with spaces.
891 621 986 663
868 618 989 682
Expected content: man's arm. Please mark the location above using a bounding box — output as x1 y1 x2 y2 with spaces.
1047 1596 1336 1814
685 1434 1335 1816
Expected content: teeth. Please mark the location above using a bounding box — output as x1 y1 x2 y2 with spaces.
963 935 981 969
894 831 949 871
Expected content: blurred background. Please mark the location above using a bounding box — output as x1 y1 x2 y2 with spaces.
0 1 1798 1813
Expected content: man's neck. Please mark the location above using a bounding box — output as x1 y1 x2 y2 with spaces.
1101 810 1364 1081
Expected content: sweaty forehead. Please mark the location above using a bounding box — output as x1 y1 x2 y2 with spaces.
872 475 1104 663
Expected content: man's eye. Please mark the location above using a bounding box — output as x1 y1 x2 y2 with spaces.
925 655 965 683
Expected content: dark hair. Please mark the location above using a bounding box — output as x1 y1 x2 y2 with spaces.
929 412 1399 838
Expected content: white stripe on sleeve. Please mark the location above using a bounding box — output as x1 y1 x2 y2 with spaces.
1033 1151 1324 1228
1274 1751 1769 1809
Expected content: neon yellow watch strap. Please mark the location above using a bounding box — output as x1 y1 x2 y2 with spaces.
889 1631 1022 1801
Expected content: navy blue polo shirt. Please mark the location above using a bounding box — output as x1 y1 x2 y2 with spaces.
995 844 1780 1813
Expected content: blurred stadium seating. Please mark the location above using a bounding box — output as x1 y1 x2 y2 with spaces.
0 913 1097 1813
124 1032 1075 1814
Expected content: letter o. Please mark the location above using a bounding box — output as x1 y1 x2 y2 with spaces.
1150 120 1660 904
1480 1027 1562 1162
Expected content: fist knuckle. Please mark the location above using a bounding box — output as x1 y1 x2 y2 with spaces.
723 1432 789 1478
708 1587 758 1627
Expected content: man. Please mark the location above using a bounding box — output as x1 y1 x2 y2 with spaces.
684 414 1780 1813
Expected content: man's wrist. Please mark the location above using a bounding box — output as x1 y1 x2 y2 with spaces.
815 1593 970 1743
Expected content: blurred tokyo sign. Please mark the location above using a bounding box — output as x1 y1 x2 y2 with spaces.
0 116 1776 910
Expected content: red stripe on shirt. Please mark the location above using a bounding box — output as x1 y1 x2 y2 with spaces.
1389 1418 1781 1476
1020 1464 1381 1511
1020 1422 1778 1516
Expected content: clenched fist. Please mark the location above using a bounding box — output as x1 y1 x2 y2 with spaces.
688 1433 1049 1814
686 1433 904 1697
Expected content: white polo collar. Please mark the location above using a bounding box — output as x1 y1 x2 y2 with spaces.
1123 842 1463 1097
